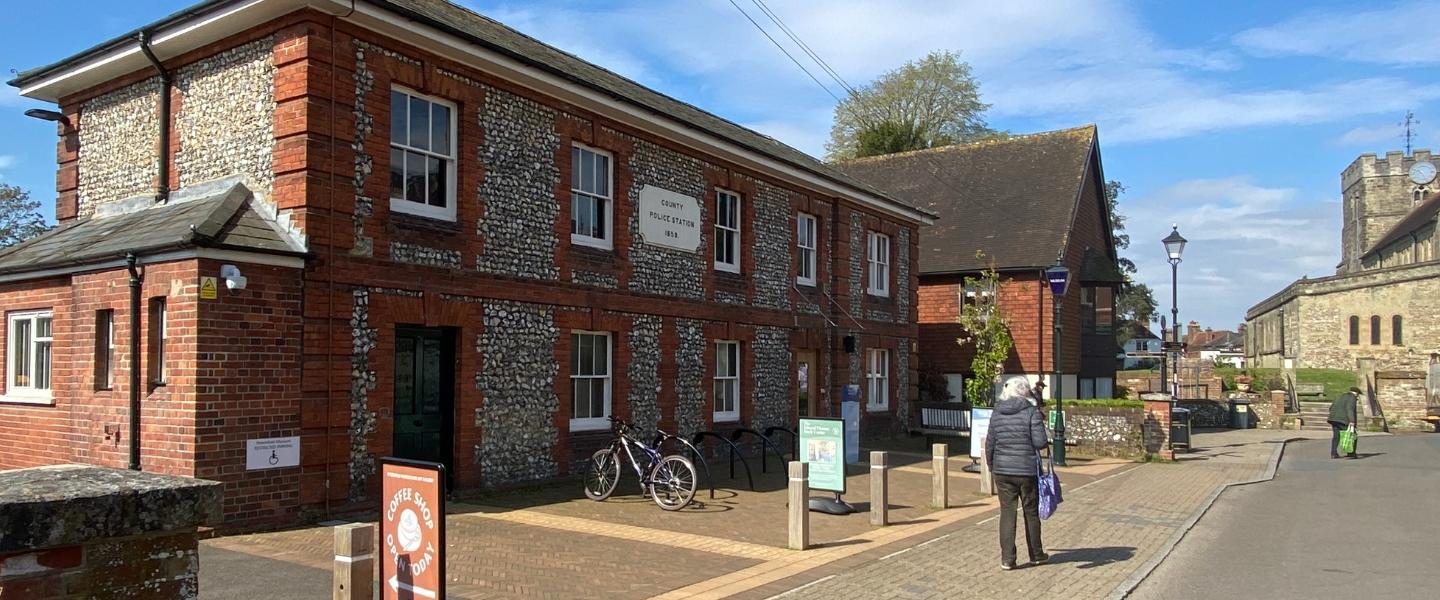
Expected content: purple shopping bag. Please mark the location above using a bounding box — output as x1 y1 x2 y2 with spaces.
1037 452 1062 520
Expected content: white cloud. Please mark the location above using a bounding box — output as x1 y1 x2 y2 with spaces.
1234 2 1440 65
1120 177 1339 328
1335 122 1405 148
0 155 15 170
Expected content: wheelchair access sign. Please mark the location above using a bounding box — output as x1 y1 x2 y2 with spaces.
381 458 446 600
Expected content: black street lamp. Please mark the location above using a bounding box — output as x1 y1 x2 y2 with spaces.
1161 226 1187 398
1045 260 1071 466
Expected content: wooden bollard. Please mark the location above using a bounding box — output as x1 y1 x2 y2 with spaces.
788 461 809 550
932 443 949 509
333 522 374 600
870 451 889 526
979 444 995 496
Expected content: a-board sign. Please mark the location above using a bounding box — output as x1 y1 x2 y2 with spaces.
798 417 846 494
381 458 446 600
969 407 993 460
245 436 299 471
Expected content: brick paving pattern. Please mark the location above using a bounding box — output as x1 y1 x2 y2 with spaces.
755 431 1289 600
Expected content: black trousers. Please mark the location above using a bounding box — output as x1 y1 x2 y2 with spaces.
1330 421 1355 457
996 474 1044 564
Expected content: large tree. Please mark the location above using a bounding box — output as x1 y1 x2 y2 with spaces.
826 51 996 160
1106 181 1158 345
0 184 50 248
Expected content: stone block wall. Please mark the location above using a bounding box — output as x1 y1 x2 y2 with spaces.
0 465 221 600
1375 370 1429 430
1177 400 1229 428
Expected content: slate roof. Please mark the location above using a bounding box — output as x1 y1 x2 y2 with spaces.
1194 331 1244 351
9 0 932 223
837 126 1104 275
1360 191 1440 260
0 179 305 276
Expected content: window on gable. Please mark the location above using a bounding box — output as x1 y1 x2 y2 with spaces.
715 190 741 272
571 145 613 249
1370 315 1381 346
570 332 612 430
6 310 53 403
1348 316 1359 346
389 88 456 221
96 310 114 390
796 213 817 285
714 341 740 422
1392 315 1403 346
867 232 891 297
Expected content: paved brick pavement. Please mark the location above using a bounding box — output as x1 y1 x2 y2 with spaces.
748 430 1306 600
198 445 1132 599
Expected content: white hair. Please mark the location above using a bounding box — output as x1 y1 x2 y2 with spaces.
1002 378 1032 401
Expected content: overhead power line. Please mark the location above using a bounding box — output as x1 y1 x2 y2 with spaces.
726 0 843 105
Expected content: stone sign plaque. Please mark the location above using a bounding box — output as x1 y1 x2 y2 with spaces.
638 185 702 253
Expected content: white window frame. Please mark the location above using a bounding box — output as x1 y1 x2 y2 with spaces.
714 190 741 273
796 213 817 286
388 86 458 221
571 144 614 250
5 310 54 404
867 232 891 297
570 331 612 431
866 348 890 411
714 341 741 422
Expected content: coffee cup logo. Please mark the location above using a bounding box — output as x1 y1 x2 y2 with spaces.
397 509 423 552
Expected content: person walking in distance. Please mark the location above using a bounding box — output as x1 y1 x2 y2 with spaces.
986 378 1051 570
1329 386 1360 459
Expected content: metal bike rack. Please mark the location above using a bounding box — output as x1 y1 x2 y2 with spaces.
654 432 716 499
730 428 787 474
691 431 756 491
762 426 797 458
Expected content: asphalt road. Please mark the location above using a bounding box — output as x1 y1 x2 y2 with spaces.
1131 433 1440 600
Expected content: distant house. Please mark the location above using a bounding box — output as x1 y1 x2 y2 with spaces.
1193 331 1245 368
1121 323 1162 370
840 126 1124 402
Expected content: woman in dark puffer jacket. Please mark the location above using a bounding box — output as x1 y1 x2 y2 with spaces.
984 378 1051 570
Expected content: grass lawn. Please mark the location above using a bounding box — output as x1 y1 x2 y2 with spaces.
1216 367 1356 400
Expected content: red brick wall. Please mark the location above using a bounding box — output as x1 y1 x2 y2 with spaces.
193 259 305 524
0 260 198 476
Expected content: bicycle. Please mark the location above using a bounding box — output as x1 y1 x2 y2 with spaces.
582 417 697 511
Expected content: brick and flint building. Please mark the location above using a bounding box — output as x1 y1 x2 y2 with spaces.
0 0 933 526
840 126 1123 402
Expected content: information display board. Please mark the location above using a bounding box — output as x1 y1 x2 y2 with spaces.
798 417 847 494
969 407 993 460
381 458 446 600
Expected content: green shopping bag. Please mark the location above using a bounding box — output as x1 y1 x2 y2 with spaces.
1338 429 1356 455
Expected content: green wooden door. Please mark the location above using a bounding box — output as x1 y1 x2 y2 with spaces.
393 328 452 467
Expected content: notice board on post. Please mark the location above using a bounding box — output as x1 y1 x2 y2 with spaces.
969 407 993 460
380 458 446 600
798 417 846 494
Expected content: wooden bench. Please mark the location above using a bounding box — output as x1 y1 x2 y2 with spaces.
916 402 971 449
1293 383 1326 399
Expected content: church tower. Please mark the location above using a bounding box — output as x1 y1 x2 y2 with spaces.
1338 149 1437 274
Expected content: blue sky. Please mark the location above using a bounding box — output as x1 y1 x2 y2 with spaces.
3 0 1438 331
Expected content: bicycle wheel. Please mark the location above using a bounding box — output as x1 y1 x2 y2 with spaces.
648 454 697 511
583 449 621 501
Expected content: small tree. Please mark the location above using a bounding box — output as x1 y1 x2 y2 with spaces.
956 261 1012 407
0 184 50 248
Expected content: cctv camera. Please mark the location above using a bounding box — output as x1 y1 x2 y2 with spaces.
220 264 248 292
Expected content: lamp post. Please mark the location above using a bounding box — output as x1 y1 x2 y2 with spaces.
1045 260 1071 466
1162 226 1187 398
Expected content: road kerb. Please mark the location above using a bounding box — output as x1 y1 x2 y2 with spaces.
1105 438 1295 600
